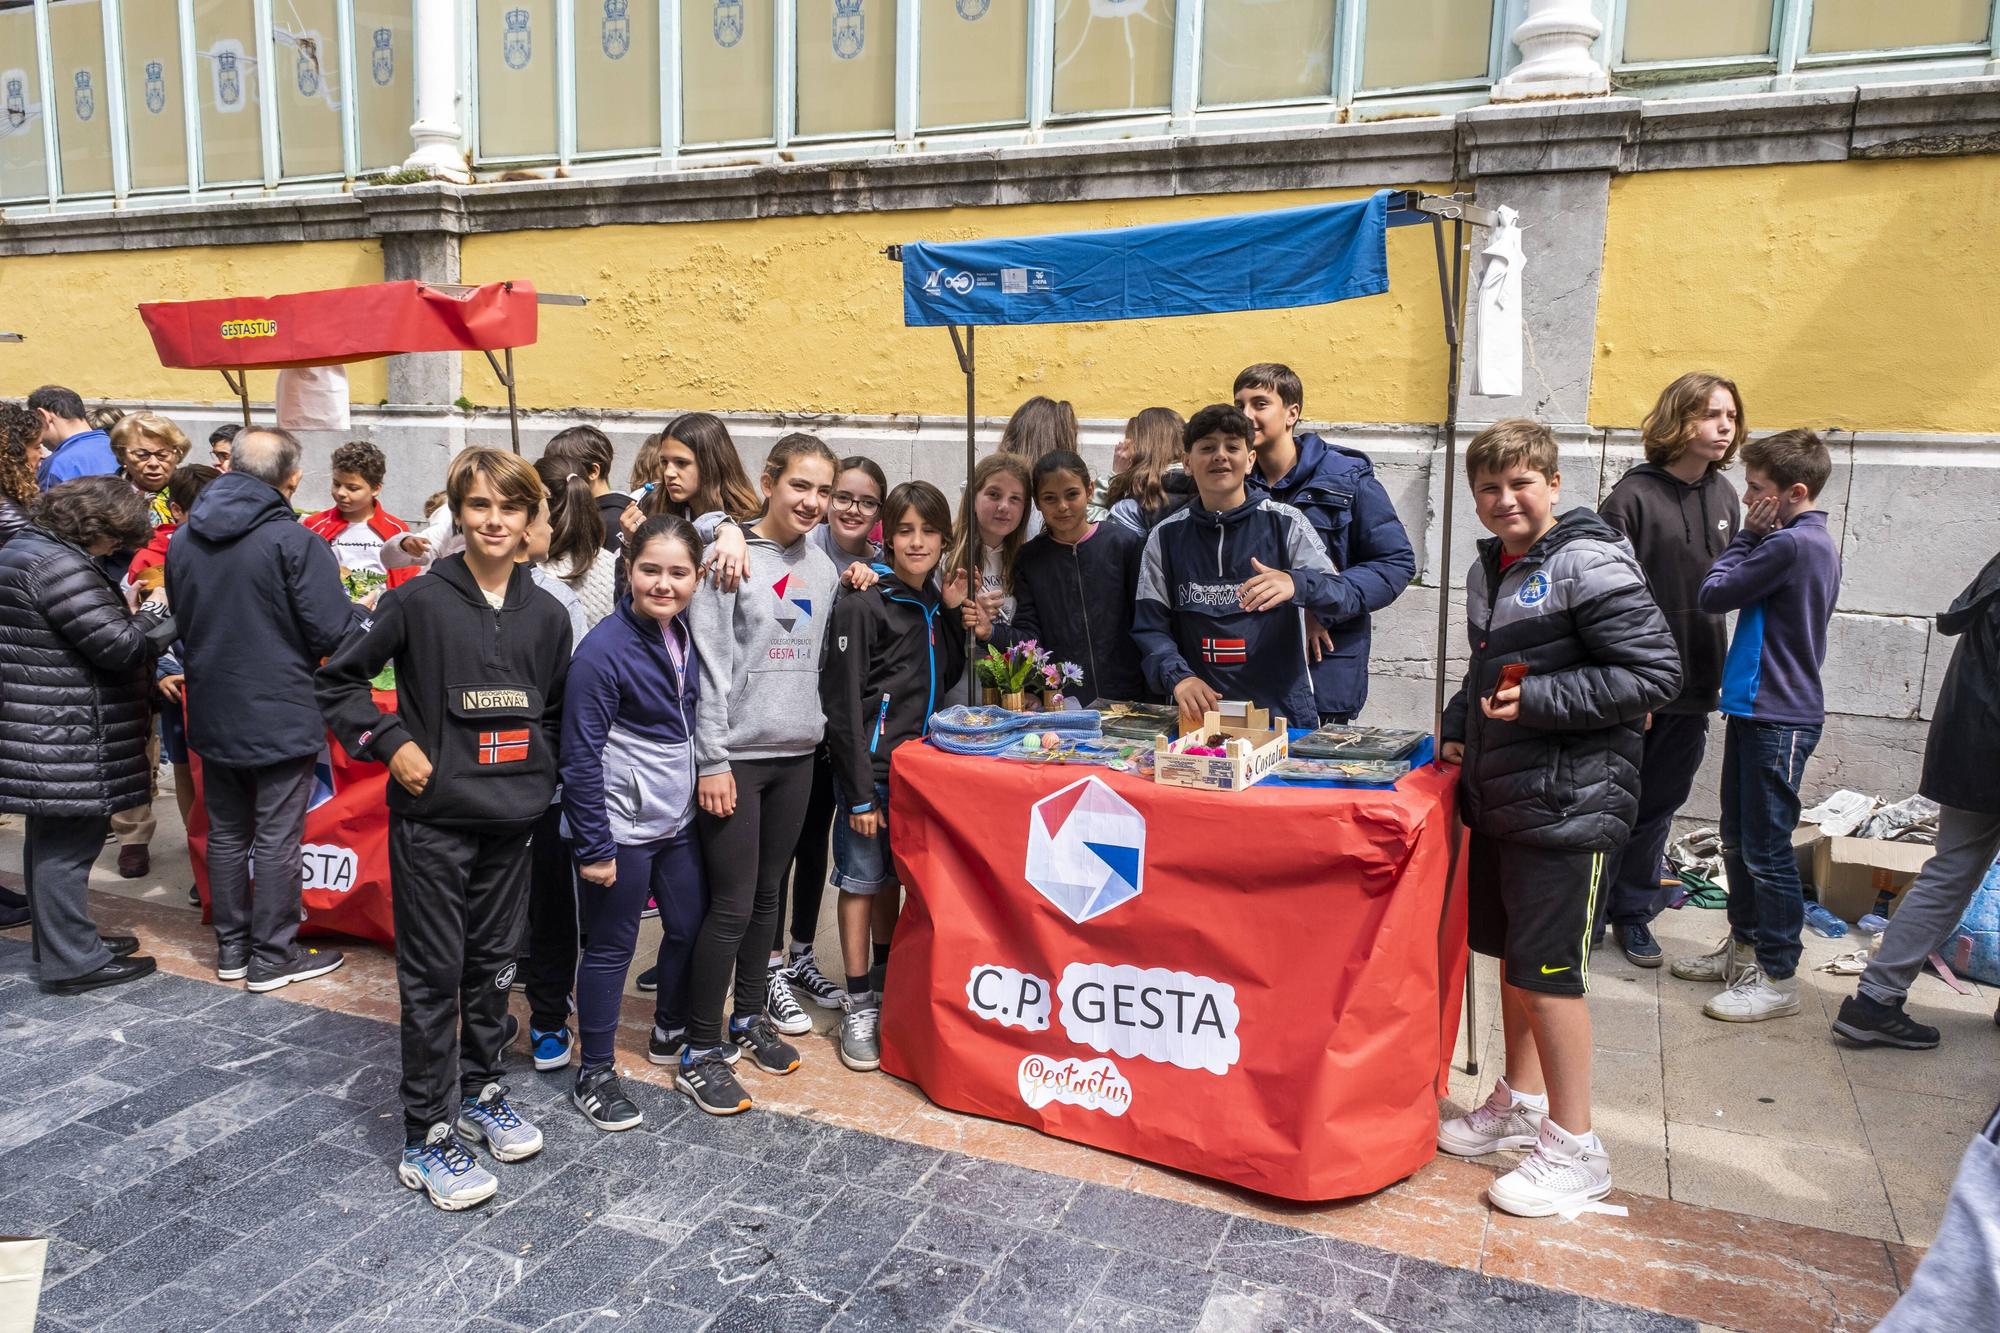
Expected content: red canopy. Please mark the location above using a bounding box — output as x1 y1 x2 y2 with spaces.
138 279 540 371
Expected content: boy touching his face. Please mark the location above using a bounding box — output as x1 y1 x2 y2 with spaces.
1436 418 1679 1219
304 441 417 594
1133 404 1342 726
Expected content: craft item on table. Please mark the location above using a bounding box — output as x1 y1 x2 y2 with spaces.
995 735 1155 773
1087 698 1181 743
927 703 1101 757
1154 702 1288 792
1269 756 1411 788
1288 724 1427 762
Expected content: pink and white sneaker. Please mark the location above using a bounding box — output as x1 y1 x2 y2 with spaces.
1487 1117 1613 1218
1438 1077 1547 1157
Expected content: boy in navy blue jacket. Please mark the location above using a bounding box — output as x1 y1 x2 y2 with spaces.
1134 404 1341 727
1673 429 1841 1024
1235 363 1415 723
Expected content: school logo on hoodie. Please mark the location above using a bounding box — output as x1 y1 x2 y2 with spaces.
771 572 815 633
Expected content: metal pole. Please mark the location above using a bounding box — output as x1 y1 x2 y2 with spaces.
505 346 521 455
949 325 978 692
220 370 251 429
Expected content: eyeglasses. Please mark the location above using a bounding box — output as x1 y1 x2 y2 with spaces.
830 493 880 514
125 450 177 463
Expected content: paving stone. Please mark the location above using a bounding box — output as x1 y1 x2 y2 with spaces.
662 1099 835 1169
925 1155 1082 1230
194 989 319 1040
1212 1217 1396 1305
647 1206 804 1312
1093 1251 1220 1316
362 1240 529 1325
181 1192 393 1299
105 970 234 1018
1194 1276 1361 1333
211 1264 393 1333
707 1256 850 1332
212 1040 370 1096
0 1173 116 1236
729 1161 841 1222
768 1184 923 1279
602 1138 751 1233
479 1223 658 1325
903 1206 1034 1269
829 1246 982 1330
1380 1258 1585 1332
579 1299 709 1331
39 1216 238 1325
1581 1303 1700 1332
1071 1296 1199 1332
80 1063 249 1135
468 1160 644 1267
0 1118 122 1185
964 1229 1112 1332
1059 1181 1231 1267
115 1281 239 1333
805 1129 945 1196
189 1136 380 1232
278 1005 401 1058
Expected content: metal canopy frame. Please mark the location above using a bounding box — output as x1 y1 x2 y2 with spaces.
204 283 587 451
884 188 1496 1076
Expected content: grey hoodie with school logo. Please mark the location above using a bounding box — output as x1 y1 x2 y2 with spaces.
687 528 841 776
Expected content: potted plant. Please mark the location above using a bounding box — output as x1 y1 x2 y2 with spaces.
1041 659 1083 711
976 640 1048 712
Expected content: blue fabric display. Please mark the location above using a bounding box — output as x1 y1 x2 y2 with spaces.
927 705 1101 757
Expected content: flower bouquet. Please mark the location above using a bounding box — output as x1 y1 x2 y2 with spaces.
975 640 1047 711
1039 658 1083 711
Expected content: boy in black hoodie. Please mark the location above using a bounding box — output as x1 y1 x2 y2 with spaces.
317 448 573 1212
820 480 968 1073
1595 373 1744 966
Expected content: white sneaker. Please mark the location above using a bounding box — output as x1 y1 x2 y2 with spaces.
765 966 813 1036
1487 1118 1612 1218
1703 966 1801 1022
1438 1077 1547 1157
1670 936 1755 984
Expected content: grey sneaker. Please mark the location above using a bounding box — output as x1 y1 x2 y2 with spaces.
1703 967 1802 1023
1670 937 1755 984
455 1083 544 1163
839 996 882 1072
399 1123 499 1211
215 943 249 982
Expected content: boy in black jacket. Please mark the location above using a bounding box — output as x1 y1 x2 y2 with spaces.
1436 419 1680 1220
317 448 573 1212
820 480 968 1073
1595 372 1744 965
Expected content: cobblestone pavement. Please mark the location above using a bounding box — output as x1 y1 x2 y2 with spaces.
0 937 1703 1333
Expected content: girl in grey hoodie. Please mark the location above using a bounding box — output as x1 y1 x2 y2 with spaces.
676 432 843 1116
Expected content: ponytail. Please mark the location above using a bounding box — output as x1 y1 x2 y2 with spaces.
532 454 605 579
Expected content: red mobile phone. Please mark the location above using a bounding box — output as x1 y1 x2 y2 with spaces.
1488 662 1529 706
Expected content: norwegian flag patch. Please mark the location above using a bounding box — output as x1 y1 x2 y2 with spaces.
1201 637 1247 664
477 729 531 765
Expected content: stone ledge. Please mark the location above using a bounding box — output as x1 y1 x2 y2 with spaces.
1852 76 2000 159
1457 98 1643 177
1635 89 1858 171
0 193 367 258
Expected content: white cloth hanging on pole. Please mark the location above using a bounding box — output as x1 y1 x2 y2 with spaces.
1471 205 1524 398
275 364 351 430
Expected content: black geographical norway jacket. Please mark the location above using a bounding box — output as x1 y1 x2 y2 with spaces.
1443 509 1682 852
316 555 573 830
0 527 178 817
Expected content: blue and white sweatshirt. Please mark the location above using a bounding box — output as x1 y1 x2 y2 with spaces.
1133 495 1342 726
560 597 701 864
1698 510 1841 726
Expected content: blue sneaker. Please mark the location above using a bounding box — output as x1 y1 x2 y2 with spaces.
531 1025 573 1072
1615 923 1663 968
455 1083 544 1163
399 1124 499 1211
1803 902 1850 939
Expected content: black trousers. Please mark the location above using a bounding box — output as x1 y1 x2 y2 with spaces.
203 755 314 974
24 812 113 984
389 815 533 1140
688 755 814 1047
1598 711 1711 933
773 744 836 955
524 801 579 1034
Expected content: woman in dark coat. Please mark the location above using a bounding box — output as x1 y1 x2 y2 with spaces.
1834 548 2000 1048
0 476 177 993
0 402 44 930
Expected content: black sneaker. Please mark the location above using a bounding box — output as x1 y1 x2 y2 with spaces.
1615 923 1663 968
573 1065 643 1132
40 955 157 996
729 1014 800 1075
636 965 658 993
246 945 345 993
1833 993 1940 1050
648 1026 737 1067
216 944 249 981
677 1048 752 1116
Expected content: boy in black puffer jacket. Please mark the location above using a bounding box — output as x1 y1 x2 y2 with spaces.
1435 419 1680 1222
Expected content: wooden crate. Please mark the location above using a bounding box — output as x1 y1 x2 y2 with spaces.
1153 703 1289 793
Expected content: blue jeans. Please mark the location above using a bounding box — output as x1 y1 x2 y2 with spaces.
1720 717 1821 980
831 780 896 895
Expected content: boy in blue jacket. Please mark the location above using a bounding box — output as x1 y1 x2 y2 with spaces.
1235 363 1416 723
1673 429 1841 1024
1134 405 1342 726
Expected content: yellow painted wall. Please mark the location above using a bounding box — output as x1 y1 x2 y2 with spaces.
459 186 1453 423
0 239 388 406
1592 157 2000 434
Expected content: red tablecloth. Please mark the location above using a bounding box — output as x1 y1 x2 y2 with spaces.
881 743 1469 1201
186 691 397 946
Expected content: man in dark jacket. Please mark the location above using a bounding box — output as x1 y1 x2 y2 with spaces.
0 477 176 993
1594 372 1745 964
165 427 354 993
1435 419 1680 1222
1235 363 1416 723
1833 549 2000 1049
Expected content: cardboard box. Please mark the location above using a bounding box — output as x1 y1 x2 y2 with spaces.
1153 703 1288 793
1813 835 1934 923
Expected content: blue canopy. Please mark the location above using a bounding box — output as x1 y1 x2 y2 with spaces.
900 189 1422 329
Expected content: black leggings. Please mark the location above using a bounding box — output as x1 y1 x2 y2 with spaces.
773 744 836 956
688 754 815 1047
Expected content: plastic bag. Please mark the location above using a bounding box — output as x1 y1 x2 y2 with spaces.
1856 795 1941 844
1802 789 1880 837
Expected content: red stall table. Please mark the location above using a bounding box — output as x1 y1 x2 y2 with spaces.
186 690 398 947
881 742 1469 1202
